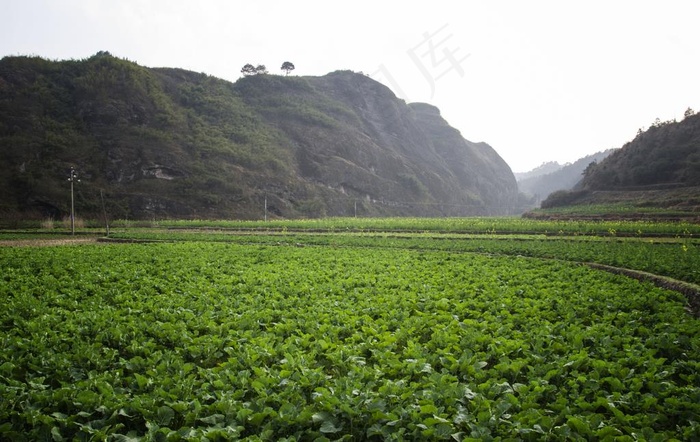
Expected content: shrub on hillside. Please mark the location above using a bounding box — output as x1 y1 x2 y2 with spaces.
540 190 588 208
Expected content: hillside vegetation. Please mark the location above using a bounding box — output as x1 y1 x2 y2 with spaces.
582 112 700 190
0 53 521 221
538 112 700 216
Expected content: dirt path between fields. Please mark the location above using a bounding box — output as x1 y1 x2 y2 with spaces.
0 237 99 247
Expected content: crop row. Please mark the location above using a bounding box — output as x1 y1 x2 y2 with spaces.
106 230 700 286
111 217 700 237
1 242 699 440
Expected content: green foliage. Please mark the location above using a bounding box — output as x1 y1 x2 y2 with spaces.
536 187 700 215
102 220 700 286
233 74 357 129
1 238 698 439
540 190 588 208
397 173 429 196
111 216 700 237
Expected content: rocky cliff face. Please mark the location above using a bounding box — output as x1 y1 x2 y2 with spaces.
0 54 520 219
247 71 519 216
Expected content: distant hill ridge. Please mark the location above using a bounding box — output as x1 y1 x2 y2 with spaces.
514 161 562 182
581 112 700 189
0 53 522 220
517 149 616 202
540 111 700 210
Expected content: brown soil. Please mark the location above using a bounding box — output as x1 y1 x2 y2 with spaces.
0 238 99 247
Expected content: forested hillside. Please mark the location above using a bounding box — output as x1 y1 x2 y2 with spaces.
539 111 700 211
581 112 700 189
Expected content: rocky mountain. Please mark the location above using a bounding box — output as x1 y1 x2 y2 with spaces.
0 53 520 220
517 149 615 202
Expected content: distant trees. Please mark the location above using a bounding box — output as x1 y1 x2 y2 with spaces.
652 116 678 128
281 61 295 76
241 64 268 76
685 107 695 119
241 64 256 76
241 62 294 77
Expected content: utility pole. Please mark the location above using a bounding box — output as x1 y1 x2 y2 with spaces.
68 167 79 235
100 189 109 237
264 195 268 222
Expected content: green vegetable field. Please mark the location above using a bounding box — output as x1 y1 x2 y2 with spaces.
1 218 699 441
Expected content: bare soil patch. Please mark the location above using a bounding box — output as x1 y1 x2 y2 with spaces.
0 238 98 247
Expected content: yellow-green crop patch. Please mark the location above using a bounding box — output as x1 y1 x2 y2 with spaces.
113 216 700 237
1 241 698 440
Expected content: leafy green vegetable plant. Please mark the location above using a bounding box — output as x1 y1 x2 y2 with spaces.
1 241 698 440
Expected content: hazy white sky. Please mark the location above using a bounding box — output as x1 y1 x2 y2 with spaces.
2 0 699 172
